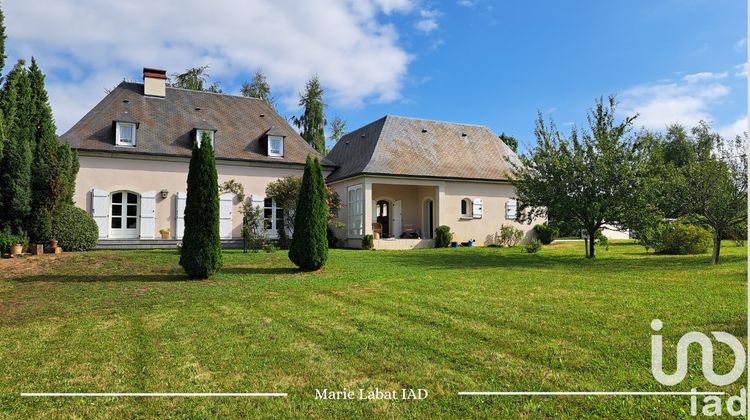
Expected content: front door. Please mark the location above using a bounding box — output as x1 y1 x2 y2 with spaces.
110 191 139 239
376 200 390 237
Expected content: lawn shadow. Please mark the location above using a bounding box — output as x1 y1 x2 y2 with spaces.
12 273 190 283
219 267 300 275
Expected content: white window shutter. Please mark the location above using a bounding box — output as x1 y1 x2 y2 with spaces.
139 191 156 239
219 193 234 239
176 192 187 239
250 194 264 209
506 199 517 220
472 198 483 219
91 189 109 239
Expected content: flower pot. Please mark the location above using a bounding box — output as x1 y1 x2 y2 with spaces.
49 239 58 248
451 241 458 248
10 243 23 256
160 232 170 240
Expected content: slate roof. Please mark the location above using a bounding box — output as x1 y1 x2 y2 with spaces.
61 82 333 167
325 115 520 182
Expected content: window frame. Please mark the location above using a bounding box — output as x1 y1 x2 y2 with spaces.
268 135 284 157
115 122 137 147
195 129 216 149
505 199 517 220
347 184 364 238
460 197 473 218
263 198 283 239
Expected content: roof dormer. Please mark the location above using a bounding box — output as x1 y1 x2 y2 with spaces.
264 126 286 157
193 120 216 149
113 112 139 147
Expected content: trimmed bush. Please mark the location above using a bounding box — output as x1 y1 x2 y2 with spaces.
51 204 98 251
362 234 374 250
289 156 329 270
533 223 558 245
655 222 712 255
179 133 223 279
524 239 543 253
434 225 452 248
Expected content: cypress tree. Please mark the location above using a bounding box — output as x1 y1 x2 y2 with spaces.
289 156 328 270
0 5 6 162
27 58 79 242
179 132 222 279
0 61 33 235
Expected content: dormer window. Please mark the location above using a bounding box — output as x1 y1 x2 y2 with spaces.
115 122 136 147
268 136 284 157
195 129 215 149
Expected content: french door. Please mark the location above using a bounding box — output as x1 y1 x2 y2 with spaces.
110 191 139 239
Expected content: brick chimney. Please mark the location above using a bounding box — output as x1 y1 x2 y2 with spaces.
143 67 167 97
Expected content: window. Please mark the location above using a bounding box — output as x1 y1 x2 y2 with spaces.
264 198 284 238
347 184 364 237
268 136 284 157
196 129 215 149
110 191 139 238
461 198 472 218
116 122 136 147
506 199 517 220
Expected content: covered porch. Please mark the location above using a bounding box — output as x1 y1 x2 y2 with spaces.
341 176 445 249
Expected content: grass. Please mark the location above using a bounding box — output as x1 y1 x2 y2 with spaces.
0 241 745 418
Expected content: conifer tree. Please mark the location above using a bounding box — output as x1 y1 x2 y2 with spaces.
241 70 274 108
180 132 223 278
0 61 33 235
289 156 328 270
292 76 326 153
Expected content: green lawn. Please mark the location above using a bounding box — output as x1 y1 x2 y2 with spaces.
0 241 746 418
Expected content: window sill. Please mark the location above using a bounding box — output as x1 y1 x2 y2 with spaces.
459 216 473 220
115 144 137 148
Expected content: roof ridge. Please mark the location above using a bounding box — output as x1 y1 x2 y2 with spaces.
120 81 267 101
384 114 491 129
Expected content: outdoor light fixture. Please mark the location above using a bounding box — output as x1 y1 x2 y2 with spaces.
160 189 169 199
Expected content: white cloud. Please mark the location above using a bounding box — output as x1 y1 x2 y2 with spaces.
734 62 748 78
718 116 748 140
682 71 727 83
457 0 477 6
619 74 731 131
5 0 415 132
735 38 746 51
416 9 439 33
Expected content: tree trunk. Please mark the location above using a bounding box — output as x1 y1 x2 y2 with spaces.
587 229 596 259
584 237 589 258
712 233 721 265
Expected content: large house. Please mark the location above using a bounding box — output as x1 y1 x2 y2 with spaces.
61 68 536 249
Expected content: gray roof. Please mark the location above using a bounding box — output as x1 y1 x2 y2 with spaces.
326 115 520 182
61 82 333 167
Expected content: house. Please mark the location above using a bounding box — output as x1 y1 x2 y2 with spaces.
326 115 535 249
61 68 334 247
62 68 537 249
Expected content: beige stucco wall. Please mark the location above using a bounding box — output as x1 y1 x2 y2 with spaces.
330 175 541 247
74 154 318 239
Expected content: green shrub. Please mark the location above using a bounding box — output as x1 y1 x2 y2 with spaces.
263 242 278 253
434 225 452 248
180 133 223 279
595 230 609 250
51 204 98 251
499 224 523 247
362 234 374 250
655 222 712 255
0 230 27 253
533 224 558 245
524 239 542 253
289 157 329 270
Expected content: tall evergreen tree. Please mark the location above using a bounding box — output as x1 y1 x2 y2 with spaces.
0 61 33 235
241 70 274 108
0 4 7 162
293 76 326 153
28 58 78 242
180 132 223 279
289 156 328 270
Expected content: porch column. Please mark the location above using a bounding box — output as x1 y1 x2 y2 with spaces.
364 179 373 236
436 183 446 227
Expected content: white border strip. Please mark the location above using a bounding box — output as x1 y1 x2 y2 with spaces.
458 391 724 396
21 393 287 397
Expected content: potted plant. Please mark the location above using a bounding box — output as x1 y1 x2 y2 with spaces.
159 228 170 240
50 239 58 248
10 242 23 256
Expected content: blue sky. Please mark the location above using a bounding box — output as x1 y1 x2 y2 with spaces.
4 1 747 152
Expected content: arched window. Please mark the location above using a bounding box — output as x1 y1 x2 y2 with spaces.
461 198 472 217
